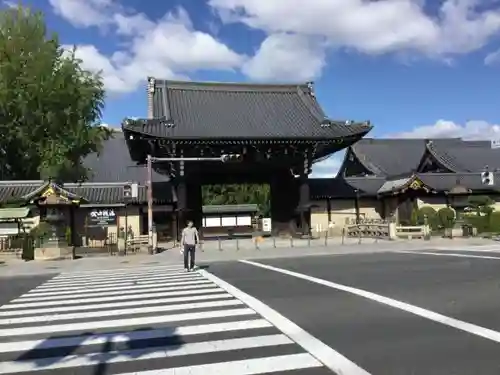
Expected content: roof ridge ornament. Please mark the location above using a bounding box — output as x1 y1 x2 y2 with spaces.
306 81 315 97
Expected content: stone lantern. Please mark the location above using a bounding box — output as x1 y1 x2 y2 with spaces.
446 180 471 238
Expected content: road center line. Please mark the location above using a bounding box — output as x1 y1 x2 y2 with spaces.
395 250 500 260
240 260 500 344
199 269 370 375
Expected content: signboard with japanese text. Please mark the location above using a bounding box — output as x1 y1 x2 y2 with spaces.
87 208 117 227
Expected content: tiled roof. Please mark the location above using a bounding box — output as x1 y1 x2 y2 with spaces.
417 173 500 192
426 140 500 172
311 172 500 199
348 138 488 177
0 181 174 205
309 176 385 198
83 131 170 184
123 79 372 140
202 204 259 214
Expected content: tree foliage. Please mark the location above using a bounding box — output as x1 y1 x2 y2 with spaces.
202 184 271 216
0 6 111 181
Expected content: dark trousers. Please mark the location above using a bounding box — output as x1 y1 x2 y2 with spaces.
183 244 196 269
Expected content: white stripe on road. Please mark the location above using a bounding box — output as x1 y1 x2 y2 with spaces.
396 250 500 260
241 260 500 345
15 283 214 302
0 334 292 374
115 354 323 375
24 279 211 297
0 308 256 338
53 265 184 278
1 288 223 310
435 245 500 253
0 292 232 317
200 269 370 375
0 299 243 325
0 319 272 354
37 273 201 289
34 275 204 292
48 268 189 284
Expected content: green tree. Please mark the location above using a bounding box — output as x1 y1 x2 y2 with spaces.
0 5 111 182
467 195 495 216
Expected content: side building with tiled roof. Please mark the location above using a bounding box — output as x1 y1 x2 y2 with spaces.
309 138 500 232
0 130 177 243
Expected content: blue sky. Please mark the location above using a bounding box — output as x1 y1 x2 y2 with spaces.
5 0 500 176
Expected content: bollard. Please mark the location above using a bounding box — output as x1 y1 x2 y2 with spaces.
255 238 260 250
218 237 222 251
290 236 294 248
273 236 276 248
200 241 204 252
307 235 311 247
358 228 362 244
236 238 240 251
324 231 328 246
341 228 345 245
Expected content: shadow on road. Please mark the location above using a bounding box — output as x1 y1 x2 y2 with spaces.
15 325 184 374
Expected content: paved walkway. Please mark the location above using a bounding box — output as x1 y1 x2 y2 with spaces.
0 237 496 277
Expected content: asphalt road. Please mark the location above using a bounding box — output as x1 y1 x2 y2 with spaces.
1 249 500 374
208 251 500 375
0 273 56 306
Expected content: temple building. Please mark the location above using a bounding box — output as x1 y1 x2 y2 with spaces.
0 78 499 245
309 138 500 234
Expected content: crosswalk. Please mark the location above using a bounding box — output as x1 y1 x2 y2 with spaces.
0 264 332 375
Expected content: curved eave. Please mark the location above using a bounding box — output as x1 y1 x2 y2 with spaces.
350 145 385 176
122 119 372 143
377 175 437 197
313 127 372 162
425 142 461 173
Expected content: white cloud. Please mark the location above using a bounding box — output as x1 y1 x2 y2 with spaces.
51 1 245 94
484 48 500 65
311 153 344 178
242 33 326 81
210 0 500 80
391 119 500 140
50 0 500 92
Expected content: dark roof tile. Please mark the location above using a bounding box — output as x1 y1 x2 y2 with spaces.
124 79 372 140
427 140 500 172
0 181 174 205
350 138 474 177
83 132 170 184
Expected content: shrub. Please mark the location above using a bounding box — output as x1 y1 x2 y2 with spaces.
437 207 455 229
414 206 438 230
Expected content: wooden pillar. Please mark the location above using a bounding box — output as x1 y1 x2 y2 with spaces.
354 189 360 224
270 172 298 236
299 177 310 235
326 198 332 222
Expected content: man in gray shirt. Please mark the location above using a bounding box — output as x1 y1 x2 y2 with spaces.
181 220 199 271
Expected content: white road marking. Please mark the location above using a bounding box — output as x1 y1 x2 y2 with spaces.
396 250 500 260
0 299 243 325
36 273 201 289
23 279 212 297
200 269 370 375
0 308 256 338
14 283 215 302
52 265 184 278
0 319 272 354
0 335 293 374
241 260 500 345
1 288 223 310
116 354 323 375
48 268 189 284
0 292 232 317
435 245 500 253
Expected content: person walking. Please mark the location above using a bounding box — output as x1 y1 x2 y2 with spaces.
180 220 199 272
